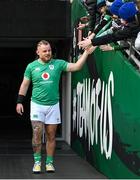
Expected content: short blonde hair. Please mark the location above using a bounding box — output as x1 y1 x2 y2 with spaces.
37 40 50 48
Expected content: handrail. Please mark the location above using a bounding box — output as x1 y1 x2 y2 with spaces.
124 40 140 69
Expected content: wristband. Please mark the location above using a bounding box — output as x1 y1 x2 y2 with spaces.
16 94 25 104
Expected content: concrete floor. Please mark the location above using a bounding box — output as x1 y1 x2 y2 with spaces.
0 140 107 179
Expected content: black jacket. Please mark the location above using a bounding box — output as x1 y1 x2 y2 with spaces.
91 21 140 46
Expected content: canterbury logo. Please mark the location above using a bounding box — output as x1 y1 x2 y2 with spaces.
35 67 40 71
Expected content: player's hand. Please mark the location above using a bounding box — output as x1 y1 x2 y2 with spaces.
16 103 24 115
85 45 97 54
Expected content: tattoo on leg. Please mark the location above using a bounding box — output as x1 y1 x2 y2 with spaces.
31 121 43 152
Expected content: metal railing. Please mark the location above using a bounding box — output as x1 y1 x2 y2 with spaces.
121 40 140 69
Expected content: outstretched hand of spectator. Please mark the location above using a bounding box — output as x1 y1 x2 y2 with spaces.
78 38 92 49
88 32 95 39
88 31 93 36
100 44 113 51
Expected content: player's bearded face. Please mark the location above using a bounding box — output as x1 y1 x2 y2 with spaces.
37 44 52 62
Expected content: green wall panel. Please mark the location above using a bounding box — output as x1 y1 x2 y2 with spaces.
71 0 140 178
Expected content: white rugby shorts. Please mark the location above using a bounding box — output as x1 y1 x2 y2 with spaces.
30 101 61 124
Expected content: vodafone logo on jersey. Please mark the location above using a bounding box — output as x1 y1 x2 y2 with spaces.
41 72 50 80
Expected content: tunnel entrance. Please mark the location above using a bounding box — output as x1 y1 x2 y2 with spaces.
0 47 35 140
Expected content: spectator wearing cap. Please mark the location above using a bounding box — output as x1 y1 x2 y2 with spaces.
87 0 113 39
109 0 124 18
79 0 123 40
119 1 138 23
96 0 123 37
119 1 140 50
78 0 111 36
97 0 107 11
78 1 140 51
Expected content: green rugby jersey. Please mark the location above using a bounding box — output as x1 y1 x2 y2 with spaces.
24 59 68 105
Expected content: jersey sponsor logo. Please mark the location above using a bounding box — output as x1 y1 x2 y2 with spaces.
42 72 50 80
49 65 54 70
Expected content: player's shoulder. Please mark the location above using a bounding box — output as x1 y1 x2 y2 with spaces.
51 58 66 63
25 60 39 71
27 59 39 67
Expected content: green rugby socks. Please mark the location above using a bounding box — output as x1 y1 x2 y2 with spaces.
34 153 41 163
46 156 53 164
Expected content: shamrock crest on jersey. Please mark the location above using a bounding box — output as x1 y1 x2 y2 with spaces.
49 65 54 70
